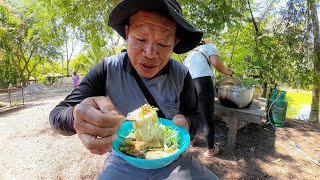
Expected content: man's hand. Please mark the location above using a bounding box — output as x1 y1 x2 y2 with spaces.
73 96 125 155
172 114 189 156
226 68 234 75
172 114 189 131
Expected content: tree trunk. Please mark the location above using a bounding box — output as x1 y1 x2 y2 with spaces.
61 55 64 76
67 59 70 77
261 82 268 98
310 85 320 122
308 0 320 123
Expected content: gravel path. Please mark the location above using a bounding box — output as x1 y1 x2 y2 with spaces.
0 93 104 180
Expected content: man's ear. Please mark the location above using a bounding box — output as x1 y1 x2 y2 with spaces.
125 25 129 40
175 39 179 46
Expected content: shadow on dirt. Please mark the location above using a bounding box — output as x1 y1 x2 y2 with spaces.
189 116 320 179
0 102 47 118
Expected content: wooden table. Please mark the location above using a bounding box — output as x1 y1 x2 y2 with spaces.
214 98 267 149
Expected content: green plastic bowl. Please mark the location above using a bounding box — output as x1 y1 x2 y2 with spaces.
112 118 190 169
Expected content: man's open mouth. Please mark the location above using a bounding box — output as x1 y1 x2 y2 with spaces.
140 64 156 69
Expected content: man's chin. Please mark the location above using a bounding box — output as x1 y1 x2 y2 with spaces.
137 70 157 79
141 73 156 79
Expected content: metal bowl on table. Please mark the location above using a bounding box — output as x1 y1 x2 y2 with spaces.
217 85 253 109
216 76 254 109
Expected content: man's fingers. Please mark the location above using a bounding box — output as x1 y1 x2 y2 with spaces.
76 104 125 128
78 133 116 155
95 96 120 114
109 110 118 115
173 118 185 126
172 114 189 131
74 120 119 138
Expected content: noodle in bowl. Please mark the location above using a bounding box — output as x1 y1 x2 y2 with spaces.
112 118 190 169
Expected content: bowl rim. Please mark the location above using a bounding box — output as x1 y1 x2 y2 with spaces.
112 118 190 163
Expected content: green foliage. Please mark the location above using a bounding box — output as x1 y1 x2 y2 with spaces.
180 0 247 36
0 4 21 87
0 1 61 86
0 0 318 94
35 59 63 85
0 57 20 87
172 53 187 63
242 78 261 87
214 0 315 90
70 53 92 74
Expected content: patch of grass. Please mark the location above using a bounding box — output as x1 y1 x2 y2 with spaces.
286 91 313 118
12 100 18 106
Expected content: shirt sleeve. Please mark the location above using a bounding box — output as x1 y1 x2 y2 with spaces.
179 72 204 139
207 44 220 57
49 60 107 136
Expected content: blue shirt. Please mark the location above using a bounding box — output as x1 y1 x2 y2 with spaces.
183 44 220 79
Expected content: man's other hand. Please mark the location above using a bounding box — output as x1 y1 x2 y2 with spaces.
73 96 125 155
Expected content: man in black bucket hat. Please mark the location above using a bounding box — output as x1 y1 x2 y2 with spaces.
108 0 203 54
50 0 219 179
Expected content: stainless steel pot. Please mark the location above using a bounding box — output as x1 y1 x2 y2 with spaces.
217 76 242 86
217 85 253 108
216 76 253 109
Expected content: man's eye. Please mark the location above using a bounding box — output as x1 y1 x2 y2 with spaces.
136 38 146 42
159 43 168 47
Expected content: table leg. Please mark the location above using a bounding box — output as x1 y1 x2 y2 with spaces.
227 118 238 149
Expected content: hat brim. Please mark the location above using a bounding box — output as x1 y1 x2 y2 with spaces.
108 0 203 54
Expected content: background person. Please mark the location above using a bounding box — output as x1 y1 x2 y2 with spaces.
50 0 219 179
183 39 233 158
71 71 80 88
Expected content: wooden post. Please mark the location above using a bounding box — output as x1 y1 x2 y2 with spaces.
8 89 11 107
22 87 24 105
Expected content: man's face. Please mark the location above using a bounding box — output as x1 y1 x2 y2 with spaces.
125 11 178 79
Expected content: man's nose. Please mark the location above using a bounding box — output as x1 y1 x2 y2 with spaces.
143 42 158 59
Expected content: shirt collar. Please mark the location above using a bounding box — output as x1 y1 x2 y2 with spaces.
123 53 171 75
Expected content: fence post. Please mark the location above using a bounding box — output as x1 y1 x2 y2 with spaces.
8 89 11 107
22 87 24 105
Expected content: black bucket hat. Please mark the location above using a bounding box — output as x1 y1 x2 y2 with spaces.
108 0 203 54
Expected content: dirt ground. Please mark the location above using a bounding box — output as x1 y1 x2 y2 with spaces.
0 88 319 180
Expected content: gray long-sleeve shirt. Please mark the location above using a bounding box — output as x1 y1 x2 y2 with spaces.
49 52 203 137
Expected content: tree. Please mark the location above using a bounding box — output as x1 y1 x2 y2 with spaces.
307 0 320 122
1 1 60 86
180 0 247 37
0 4 20 87
41 0 123 74
11 1 59 85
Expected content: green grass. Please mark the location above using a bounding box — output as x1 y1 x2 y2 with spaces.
286 91 315 118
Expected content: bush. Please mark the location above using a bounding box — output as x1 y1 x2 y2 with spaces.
242 78 261 87
0 103 7 108
38 75 60 86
